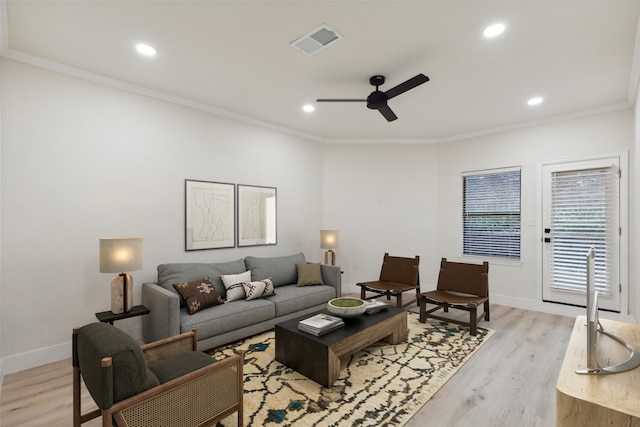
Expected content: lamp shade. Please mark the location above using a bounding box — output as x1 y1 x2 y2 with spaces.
99 237 144 273
320 230 340 249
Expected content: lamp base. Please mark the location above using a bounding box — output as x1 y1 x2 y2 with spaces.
111 274 133 314
324 250 336 266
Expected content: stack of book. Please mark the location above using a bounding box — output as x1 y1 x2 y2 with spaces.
298 313 344 336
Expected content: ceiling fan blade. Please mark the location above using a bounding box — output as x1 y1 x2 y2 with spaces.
378 105 398 122
384 74 429 100
316 99 366 102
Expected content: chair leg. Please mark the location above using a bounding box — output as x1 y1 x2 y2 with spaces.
73 366 81 427
418 297 427 323
360 287 366 300
484 300 490 321
396 293 402 308
470 306 478 336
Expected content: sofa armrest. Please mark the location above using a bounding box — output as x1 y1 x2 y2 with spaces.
320 264 342 297
141 283 181 343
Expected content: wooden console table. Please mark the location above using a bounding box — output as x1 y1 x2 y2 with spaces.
556 315 640 426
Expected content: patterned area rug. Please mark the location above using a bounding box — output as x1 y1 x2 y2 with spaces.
211 312 494 427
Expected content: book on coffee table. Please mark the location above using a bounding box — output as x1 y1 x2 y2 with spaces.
298 313 344 336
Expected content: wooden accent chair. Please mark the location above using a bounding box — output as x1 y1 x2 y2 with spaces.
357 253 420 308
417 258 489 336
73 322 243 427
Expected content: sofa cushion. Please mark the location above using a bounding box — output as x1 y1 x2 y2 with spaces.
244 253 307 287
148 351 215 384
77 323 158 409
179 298 275 339
172 277 223 315
157 259 246 304
242 278 275 300
266 284 337 317
221 271 251 301
296 263 325 286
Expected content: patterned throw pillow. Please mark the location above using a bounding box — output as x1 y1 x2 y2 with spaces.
172 277 223 315
221 270 252 301
296 263 325 286
242 278 276 301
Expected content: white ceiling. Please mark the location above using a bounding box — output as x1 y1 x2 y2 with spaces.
2 1 640 143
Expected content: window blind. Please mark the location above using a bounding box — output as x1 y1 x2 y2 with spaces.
550 166 618 296
463 169 521 260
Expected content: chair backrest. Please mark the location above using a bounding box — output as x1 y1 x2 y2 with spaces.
437 258 489 297
75 322 158 409
379 253 420 286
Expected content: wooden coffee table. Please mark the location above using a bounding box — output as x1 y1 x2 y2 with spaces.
275 306 408 387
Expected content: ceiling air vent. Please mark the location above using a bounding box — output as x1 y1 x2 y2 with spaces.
290 24 342 56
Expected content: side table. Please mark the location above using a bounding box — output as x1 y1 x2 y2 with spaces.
95 304 150 325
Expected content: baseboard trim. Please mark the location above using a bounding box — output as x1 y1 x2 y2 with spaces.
491 295 633 323
0 299 632 378
1 324 142 376
2 341 70 376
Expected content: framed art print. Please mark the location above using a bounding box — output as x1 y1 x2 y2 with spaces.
237 184 277 247
185 180 235 250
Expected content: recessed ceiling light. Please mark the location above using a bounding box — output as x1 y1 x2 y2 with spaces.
527 97 544 106
135 43 156 56
483 23 506 38
303 104 315 113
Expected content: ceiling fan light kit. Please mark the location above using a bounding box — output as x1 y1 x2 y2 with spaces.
317 73 429 122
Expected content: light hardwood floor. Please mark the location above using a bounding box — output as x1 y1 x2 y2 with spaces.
0 303 574 427
404 303 574 427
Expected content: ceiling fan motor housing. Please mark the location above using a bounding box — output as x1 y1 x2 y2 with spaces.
367 91 388 110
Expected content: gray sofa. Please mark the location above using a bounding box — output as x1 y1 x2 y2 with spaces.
142 252 341 350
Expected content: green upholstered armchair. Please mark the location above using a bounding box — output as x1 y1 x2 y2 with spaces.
72 322 243 427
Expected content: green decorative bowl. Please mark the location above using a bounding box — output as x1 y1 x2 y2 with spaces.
327 297 367 317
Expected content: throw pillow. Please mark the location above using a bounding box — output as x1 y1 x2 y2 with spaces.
221 270 252 301
172 277 223 315
242 278 275 301
296 263 325 286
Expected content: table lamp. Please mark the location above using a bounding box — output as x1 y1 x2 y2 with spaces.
99 237 143 314
320 230 340 265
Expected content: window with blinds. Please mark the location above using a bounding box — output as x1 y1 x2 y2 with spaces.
462 168 521 260
550 166 619 296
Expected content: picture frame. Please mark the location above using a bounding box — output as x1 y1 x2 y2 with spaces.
237 184 277 247
185 180 235 250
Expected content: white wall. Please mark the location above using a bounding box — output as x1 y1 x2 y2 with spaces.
1 57 637 376
435 110 634 317
0 59 326 374
324 110 635 319
0 56 3 384
634 85 640 323
322 143 440 291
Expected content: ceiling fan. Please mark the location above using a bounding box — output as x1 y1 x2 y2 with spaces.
316 74 429 122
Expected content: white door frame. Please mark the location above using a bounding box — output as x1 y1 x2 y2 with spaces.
537 152 628 314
